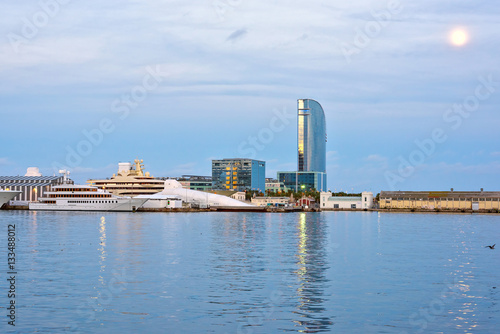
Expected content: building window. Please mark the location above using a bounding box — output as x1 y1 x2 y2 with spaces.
334 204 339 209
351 204 356 209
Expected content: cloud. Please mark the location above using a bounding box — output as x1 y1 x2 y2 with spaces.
0 158 9 166
226 28 248 43
491 152 500 157
365 154 387 163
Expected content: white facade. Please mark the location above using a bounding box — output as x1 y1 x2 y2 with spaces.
135 194 183 209
251 197 291 207
320 192 374 209
29 184 148 212
230 192 246 201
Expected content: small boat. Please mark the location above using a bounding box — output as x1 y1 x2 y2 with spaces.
29 184 148 212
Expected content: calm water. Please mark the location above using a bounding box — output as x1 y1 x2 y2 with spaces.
0 211 499 333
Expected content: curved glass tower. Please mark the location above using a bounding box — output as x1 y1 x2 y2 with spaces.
297 99 326 173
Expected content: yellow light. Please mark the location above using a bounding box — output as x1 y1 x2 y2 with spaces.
450 28 468 46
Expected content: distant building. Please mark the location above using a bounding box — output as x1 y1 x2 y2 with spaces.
251 197 291 207
277 171 327 192
265 178 287 193
380 190 500 211
0 168 73 204
212 158 265 192
321 192 374 210
278 99 328 192
297 196 316 208
177 175 213 191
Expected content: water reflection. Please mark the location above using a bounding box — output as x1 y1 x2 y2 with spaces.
98 216 107 281
293 213 333 333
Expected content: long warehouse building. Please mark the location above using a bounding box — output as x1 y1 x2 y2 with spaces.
380 190 500 211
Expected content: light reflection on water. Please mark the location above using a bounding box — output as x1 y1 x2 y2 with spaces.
0 210 498 333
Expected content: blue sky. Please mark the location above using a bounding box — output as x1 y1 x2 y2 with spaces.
1 0 499 192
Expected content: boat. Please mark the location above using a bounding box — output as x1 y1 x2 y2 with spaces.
0 189 22 208
87 159 166 197
28 184 149 212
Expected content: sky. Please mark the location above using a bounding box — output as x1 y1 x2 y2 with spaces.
1 0 499 193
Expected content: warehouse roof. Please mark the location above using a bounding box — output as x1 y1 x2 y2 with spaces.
380 191 500 199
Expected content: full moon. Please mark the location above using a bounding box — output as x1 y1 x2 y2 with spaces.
450 29 469 46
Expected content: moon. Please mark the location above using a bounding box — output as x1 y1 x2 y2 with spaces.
450 29 469 46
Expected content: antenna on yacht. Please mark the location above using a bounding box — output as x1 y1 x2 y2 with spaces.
58 169 71 184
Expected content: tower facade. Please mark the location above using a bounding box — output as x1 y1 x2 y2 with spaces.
297 99 327 173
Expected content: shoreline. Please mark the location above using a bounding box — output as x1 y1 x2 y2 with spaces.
2 205 500 215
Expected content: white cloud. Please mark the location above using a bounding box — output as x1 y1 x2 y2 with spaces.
365 154 387 163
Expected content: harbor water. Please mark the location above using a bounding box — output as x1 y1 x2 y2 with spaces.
0 211 499 333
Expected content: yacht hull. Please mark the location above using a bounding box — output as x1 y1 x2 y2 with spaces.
29 198 148 212
0 191 22 208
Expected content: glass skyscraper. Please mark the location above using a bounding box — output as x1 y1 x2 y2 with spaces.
277 99 327 192
298 99 327 173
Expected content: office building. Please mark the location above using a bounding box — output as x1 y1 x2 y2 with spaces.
277 171 327 192
278 99 327 191
212 159 265 192
298 99 327 173
265 178 287 193
176 175 213 191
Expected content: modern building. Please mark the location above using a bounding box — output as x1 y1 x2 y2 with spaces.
277 171 327 192
212 158 265 192
0 168 73 205
380 190 500 211
320 192 374 210
297 99 327 173
278 99 327 191
176 175 213 191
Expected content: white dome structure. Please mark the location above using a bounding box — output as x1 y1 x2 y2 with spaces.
161 180 253 207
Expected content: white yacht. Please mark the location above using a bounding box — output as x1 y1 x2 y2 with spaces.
0 189 22 208
29 184 148 212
